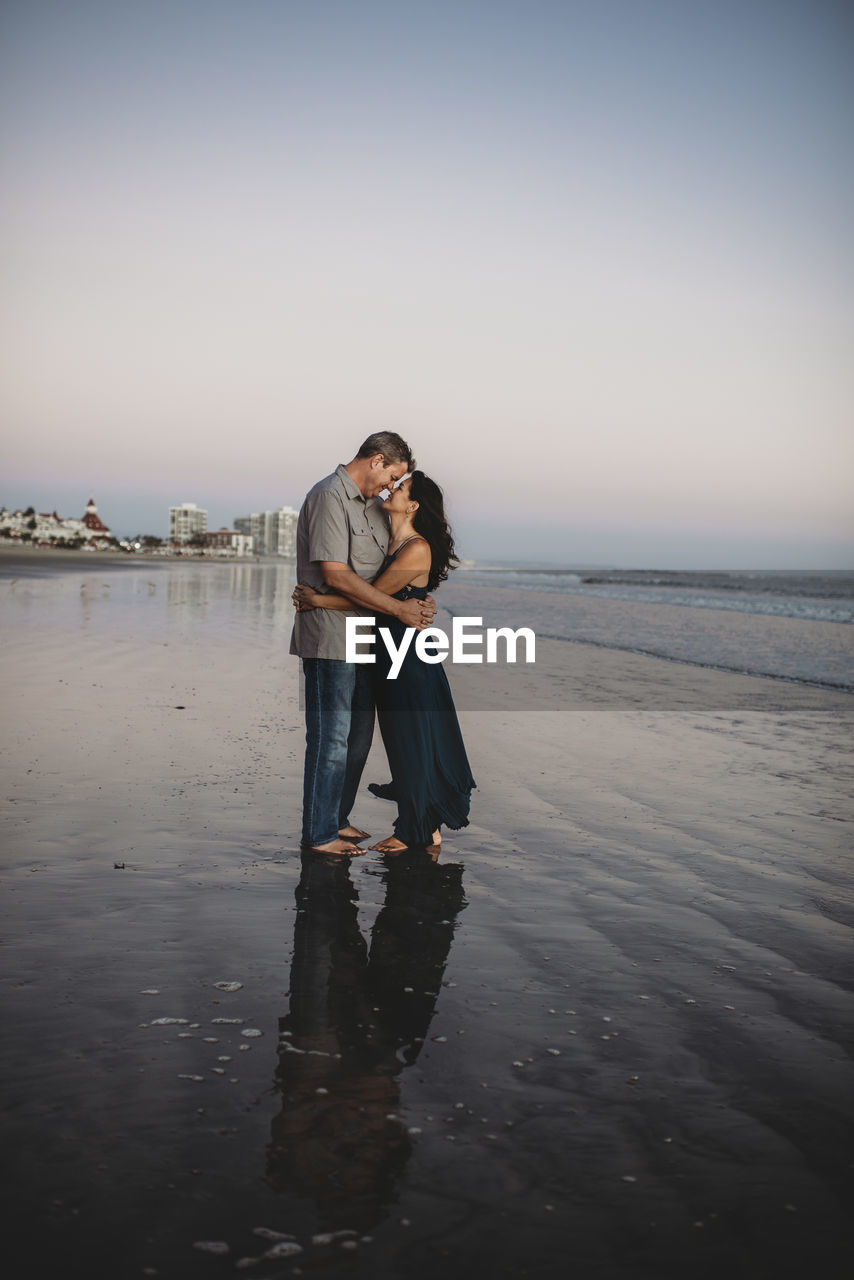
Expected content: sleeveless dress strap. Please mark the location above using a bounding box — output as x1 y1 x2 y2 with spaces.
388 535 428 559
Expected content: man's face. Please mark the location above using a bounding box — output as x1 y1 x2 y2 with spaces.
368 456 407 498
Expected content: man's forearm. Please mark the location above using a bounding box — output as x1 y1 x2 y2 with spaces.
321 567 406 618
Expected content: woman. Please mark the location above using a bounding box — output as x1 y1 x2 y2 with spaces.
293 471 475 853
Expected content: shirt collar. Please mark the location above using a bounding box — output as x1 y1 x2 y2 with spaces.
336 463 365 503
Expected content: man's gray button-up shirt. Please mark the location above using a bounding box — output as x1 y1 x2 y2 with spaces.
289 464 389 660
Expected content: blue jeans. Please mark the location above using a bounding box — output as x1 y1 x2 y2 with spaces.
301 659 376 846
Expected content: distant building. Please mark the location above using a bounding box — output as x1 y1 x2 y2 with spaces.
202 528 254 557
82 497 109 536
0 498 112 547
169 502 208 543
234 506 297 556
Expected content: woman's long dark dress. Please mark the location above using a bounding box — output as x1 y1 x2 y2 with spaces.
373 548 475 845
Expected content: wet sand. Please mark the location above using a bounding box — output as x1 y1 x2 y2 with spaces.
1 558 852 1279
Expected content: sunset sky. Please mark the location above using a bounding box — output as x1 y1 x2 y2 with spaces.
2 0 852 566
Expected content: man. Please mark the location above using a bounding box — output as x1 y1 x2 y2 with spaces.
289 432 435 855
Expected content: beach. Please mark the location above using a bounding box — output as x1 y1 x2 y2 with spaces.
1 553 852 1279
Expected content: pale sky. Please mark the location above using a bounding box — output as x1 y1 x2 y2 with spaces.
2 0 852 566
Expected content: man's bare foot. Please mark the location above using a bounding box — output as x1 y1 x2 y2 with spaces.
338 825 370 841
369 835 408 853
309 838 363 856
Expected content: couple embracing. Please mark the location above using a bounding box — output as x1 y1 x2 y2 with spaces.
289 431 475 857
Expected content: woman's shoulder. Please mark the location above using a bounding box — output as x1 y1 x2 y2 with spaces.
390 535 430 561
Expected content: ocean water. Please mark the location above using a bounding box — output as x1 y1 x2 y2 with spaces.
454 567 854 625
439 567 854 691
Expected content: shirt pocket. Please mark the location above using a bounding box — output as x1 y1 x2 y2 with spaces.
349 524 378 571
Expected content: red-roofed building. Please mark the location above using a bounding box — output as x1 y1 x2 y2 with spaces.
82 498 110 535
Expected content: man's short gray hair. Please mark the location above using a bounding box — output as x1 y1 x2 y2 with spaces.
356 431 415 469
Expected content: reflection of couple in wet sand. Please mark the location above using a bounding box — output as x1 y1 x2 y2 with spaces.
267 849 466 1231
290 431 475 856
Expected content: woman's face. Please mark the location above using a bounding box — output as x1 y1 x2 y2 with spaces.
382 475 412 511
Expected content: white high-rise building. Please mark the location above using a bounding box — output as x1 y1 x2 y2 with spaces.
169 502 208 543
235 506 297 556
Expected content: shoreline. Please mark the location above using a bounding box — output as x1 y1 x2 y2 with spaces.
2 549 852 695
0 542 264 564
536 629 854 694
3 541 851 574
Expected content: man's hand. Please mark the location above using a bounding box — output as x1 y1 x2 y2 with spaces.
397 594 436 630
292 583 318 611
319 563 438 630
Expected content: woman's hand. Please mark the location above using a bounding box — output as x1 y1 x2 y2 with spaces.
292 583 319 612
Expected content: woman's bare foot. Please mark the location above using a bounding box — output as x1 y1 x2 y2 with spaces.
424 829 443 859
309 838 364 856
338 825 370 841
369 830 442 854
369 835 408 853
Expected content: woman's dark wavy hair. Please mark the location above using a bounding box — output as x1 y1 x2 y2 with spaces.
409 470 459 592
